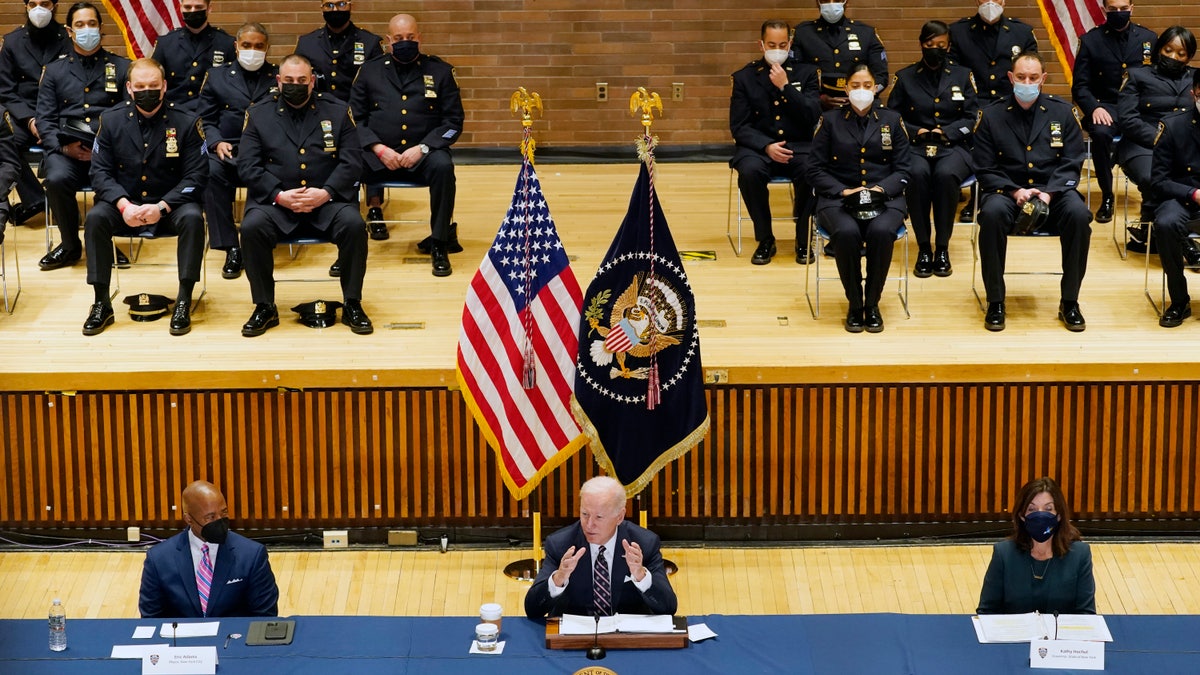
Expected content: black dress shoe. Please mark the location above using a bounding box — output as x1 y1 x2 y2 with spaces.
39 243 82 270
169 301 191 336
913 250 933 278
11 201 44 224
221 247 243 279
1159 302 1192 328
751 239 776 265
932 249 953 277
417 223 463 254
366 207 389 240
82 302 114 336
958 201 974 223
1095 195 1115 224
1058 301 1086 332
864 306 884 333
328 260 342 277
1184 240 1200 272
844 307 865 333
984 301 1005 332
114 247 131 269
241 303 279 337
795 244 815 265
431 242 452 277
342 299 374 335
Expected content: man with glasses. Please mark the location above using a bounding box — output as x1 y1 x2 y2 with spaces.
296 0 382 99
151 0 236 113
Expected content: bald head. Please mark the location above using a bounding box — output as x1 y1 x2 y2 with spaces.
387 14 420 44
181 480 228 537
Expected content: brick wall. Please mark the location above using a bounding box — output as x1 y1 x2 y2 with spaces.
2 1 1197 151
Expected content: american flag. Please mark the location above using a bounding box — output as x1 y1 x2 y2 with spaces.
99 0 181 58
456 158 585 499
1036 0 1106 82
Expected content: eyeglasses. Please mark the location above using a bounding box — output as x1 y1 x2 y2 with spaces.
320 1 350 10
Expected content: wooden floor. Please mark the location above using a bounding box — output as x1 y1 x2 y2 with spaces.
1 161 1195 392
2 542 1198 619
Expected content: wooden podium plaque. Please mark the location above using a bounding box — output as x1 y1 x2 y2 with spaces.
545 616 689 650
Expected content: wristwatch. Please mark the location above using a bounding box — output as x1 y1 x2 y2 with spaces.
158 204 168 219
419 143 430 155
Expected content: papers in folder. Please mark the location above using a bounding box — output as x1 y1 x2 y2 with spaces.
559 613 677 635
972 613 1112 643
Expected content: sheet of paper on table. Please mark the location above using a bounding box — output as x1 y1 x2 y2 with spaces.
559 613 676 635
973 613 1112 644
159 621 220 638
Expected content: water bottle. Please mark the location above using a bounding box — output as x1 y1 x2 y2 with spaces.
48 599 66 652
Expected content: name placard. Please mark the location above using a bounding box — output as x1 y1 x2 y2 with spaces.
1029 639 1104 670
141 646 217 674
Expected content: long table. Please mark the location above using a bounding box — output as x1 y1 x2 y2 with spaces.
2 614 1198 673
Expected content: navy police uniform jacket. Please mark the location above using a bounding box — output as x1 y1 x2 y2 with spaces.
887 61 979 159
35 49 130 154
196 62 279 147
791 18 887 97
237 92 363 233
948 15 1038 102
1151 108 1200 205
729 57 821 156
350 52 464 169
972 94 1085 196
1117 65 1195 150
807 104 911 214
89 100 208 210
296 23 383 98
0 21 72 123
1071 22 1156 115
151 25 236 112
0 106 23 193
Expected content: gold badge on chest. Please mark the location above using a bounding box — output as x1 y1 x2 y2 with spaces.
424 74 437 98
105 62 118 92
848 33 861 51
1049 121 1063 148
881 124 892 150
321 119 336 152
165 128 178 157
353 42 365 65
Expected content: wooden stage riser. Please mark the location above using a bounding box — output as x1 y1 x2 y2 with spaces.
2 383 1198 528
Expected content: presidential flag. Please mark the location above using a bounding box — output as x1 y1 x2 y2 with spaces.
572 157 709 497
456 157 586 500
100 0 180 58
1036 0 1106 83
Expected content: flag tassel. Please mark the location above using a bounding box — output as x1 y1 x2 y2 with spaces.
646 360 661 410
522 346 537 389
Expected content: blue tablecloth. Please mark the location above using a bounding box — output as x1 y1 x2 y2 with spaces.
1 614 1198 673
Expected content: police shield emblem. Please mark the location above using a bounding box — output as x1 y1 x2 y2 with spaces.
320 120 336 151
1037 647 1048 659
150 654 160 665
424 74 438 98
165 128 179 157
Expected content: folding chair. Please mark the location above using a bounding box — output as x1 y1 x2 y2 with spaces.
278 232 341 285
0 222 21 313
805 211 909 319
45 185 93 253
970 212 1064 311
726 170 794 256
1142 223 1200 317
113 229 208 310
363 179 433 236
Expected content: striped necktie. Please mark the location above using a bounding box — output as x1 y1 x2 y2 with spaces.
197 544 213 616
594 545 612 616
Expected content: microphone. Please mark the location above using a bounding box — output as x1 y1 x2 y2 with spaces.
1053 611 1059 641
586 609 606 660
171 622 178 648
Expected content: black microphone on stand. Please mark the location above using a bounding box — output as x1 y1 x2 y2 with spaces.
1053 612 1059 640
171 622 178 648
586 609 606 660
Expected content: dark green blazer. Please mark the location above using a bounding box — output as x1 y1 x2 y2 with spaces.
977 539 1096 614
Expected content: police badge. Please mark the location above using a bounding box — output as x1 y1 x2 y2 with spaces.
881 124 892 150
213 50 225 67
424 74 437 98
320 120 336 152
105 62 118 92
353 42 365 65
1049 121 1063 148
165 128 179 157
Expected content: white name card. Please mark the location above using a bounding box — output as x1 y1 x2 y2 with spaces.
1030 639 1104 671
141 646 217 674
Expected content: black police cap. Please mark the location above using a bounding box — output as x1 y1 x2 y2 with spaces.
291 300 343 328
122 293 173 322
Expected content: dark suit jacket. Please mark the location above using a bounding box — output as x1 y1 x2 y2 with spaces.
139 530 279 618
89 101 207 211
524 521 677 620
977 539 1096 615
973 94 1084 196
808 105 911 214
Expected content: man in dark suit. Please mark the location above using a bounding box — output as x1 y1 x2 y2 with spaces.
34 2 129 271
730 19 822 266
974 52 1091 332
350 13 463 276
0 0 72 223
196 22 278 280
151 0 235 114
791 0 887 110
1071 0 1155 223
237 53 372 337
82 58 208 337
524 476 677 620
139 480 279 619
295 0 383 99
1149 70 1200 328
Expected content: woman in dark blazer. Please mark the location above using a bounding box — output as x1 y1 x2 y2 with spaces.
977 476 1096 614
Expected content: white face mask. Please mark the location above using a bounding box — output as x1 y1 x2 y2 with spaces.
820 2 845 24
848 88 875 111
238 49 266 72
73 26 100 52
979 1 1004 24
28 5 53 29
764 49 788 66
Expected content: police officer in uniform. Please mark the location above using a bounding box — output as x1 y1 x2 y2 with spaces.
237 53 372 337
808 64 910 334
295 0 383 99
0 105 26 245
0 0 72 223
1149 70 1200 328
730 19 821 266
151 0 235 114
350 13 463 277
792 0 887 111
81 58 208 337
196 22 278 280
974 52 1091 333
35 1 130 271
887 20 979 279
1071 0 1155 224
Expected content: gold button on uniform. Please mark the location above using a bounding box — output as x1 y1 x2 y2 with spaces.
299 148 306 154
300 163 306 169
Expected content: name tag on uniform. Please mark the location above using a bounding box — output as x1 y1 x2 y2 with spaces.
105 62 118 92
321 120 336 152
1143 42 1153 65
881 124 892 150
353 42 365 65
848 34 861 51
1049 121 1063 148
423 74 437 98
212 50 226 67
165 128 179 157
951 85 964 101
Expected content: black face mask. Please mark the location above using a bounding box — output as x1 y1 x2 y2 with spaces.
323 10 350 29
392 40 420 64
182 10 207 29
922 46 948 68
132 88 162 112
1158 56 1188 79
1105 10 1131 31
280 82 310 106
200 517 230 544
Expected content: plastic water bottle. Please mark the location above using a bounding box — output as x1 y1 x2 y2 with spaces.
48 599 66 651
